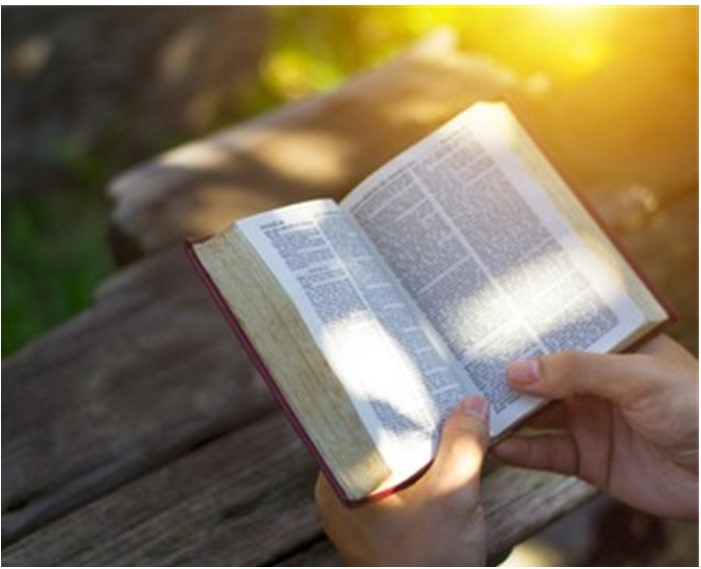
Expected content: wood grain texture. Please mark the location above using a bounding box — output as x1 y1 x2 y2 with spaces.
3 415 319 567
4 196 690 563
482 467 595 561
274 538 342 567
108 31 514 256
276 469 595 567
3 411 593 567
3 190 693 560
3 27 695 566
2 248 275 544
105 26 697 349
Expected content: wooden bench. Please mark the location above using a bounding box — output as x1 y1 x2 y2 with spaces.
3 32 697 566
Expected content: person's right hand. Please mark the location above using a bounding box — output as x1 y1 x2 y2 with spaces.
494 335 698 520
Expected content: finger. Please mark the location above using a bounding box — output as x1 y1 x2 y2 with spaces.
636 334 699 374
506 351 667 406
429 396 490 496
493 434 579 476
635 334 672 357
314 473 338 513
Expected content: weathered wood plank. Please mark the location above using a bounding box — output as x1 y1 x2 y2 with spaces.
108 31 513 257
1 248 274 544
2 415 318 566
4 185 694 553
108 31 696 265
274 538 342 567
277 469 594 567
2 191 691 562
3 27 695 565
3 411 594 567
482 468 595 561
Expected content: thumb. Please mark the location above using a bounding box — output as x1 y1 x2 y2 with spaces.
507 350 665 406
429 396 489 496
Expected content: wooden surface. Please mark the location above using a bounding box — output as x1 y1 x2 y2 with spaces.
2 250 275 545
2 412 594 566
107 30 513 257
3 31 697 566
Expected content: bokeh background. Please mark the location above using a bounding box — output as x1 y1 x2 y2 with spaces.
2 6 698 565
3 5 697 356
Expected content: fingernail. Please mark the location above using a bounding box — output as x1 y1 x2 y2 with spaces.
461 396 489 420
508 360 540 386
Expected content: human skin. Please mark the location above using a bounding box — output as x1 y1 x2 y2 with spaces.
315 335 698 566
315 395 490 566
495 334 699 520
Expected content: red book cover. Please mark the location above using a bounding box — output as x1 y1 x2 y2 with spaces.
184 100 676 506
185 239 369 506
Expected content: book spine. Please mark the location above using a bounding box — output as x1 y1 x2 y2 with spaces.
183 239 358 506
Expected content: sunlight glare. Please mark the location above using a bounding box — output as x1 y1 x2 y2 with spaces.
526 6 612 79
321 319 438 478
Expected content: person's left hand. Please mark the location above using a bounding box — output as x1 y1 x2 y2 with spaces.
314 396 490 566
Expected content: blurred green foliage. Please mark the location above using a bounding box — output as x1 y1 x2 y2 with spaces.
2 133 121 356
3 6 696 356
248 6 629 108
242 7 465 110
4 6 416 357
3 190 114 355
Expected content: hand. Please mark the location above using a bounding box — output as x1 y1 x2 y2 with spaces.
315 396 490 566
495 335 698 520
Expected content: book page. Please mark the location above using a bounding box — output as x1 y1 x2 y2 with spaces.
237 199 465 478
343 102 649 436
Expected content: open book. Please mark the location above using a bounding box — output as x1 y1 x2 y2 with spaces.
187 102 671 504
